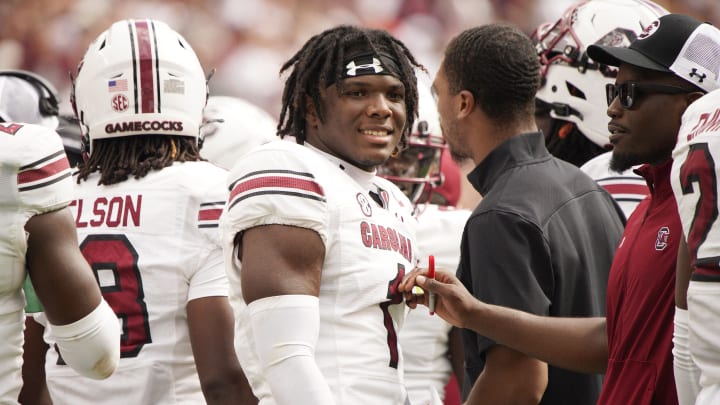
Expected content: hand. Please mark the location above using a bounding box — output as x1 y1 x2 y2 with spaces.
400 267 478 329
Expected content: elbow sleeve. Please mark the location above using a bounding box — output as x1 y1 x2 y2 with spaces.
48 299 120 379
673 307 701 405
249 295 335 405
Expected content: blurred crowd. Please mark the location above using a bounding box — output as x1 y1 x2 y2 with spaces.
1 0 718 119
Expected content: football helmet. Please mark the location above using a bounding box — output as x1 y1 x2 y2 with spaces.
534 0 668 148
200 96 277 170
378 77 445 205
0 70 59 129
71 19 207 154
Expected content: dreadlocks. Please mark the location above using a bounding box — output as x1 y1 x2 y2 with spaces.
535 99 607 167
76 135 202 185
277 25 424 144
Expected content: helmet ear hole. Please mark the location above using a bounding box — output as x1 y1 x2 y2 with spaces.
566 82 586 100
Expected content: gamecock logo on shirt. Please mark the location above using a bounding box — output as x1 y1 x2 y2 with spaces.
655 226 670 251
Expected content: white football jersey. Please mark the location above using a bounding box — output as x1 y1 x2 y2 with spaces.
672 88 720 274
221 141 417 405
0 123 73 404
581 151 649 220
400 204 469 405
40 161 229 404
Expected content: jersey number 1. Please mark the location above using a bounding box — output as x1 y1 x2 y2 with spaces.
379 263 405 369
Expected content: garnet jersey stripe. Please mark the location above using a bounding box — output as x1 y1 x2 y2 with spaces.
601 183 650 197
17 150 72 192
198 201 224 229
227 170 326 209
581 152 649 219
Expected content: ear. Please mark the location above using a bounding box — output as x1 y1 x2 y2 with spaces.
305 96 320 129
457 90 475 119
686 91 706 106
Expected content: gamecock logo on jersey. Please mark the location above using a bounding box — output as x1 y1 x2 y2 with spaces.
356 192 373 217
655 226 670 251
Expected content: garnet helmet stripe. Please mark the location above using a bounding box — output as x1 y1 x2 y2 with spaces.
134 20 156 113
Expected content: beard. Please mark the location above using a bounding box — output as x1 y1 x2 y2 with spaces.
609 149 640 173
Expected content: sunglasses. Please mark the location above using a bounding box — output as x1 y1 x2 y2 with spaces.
605 81 697 109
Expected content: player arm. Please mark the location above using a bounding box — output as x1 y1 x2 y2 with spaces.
25 207 120 379
238 224 334 404
675 234 693 309
188 295 258 405
19 316 52 405
465 345 547 405
673 234 701 404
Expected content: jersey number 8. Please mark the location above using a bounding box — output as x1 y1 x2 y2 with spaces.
80 234 152 358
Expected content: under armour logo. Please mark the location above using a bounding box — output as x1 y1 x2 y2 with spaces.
346 58 384 76
690 68 707 83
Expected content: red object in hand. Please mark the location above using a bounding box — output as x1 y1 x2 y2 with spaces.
428 255 436 315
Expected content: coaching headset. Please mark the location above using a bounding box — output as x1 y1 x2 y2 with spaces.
0 69 60 118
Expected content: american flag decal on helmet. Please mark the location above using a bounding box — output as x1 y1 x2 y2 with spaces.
198 201 224 228
227 170 326 210
128 20 161 114
17 150 71 192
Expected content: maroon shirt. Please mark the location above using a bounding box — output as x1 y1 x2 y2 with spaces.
599 160 679 405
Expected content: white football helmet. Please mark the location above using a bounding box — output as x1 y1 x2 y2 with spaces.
534 0 668 147
200 96 277 170
378 76 445 205
72 19 207 154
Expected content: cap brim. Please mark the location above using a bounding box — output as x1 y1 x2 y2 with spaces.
587 45 670 73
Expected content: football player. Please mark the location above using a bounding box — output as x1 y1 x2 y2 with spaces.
0 71 120 403
221 25 422 404
24 19 251 405
672 87 720 405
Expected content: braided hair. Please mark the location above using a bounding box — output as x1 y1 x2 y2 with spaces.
76 135 202 185
277 25 424 144
443 24 540 125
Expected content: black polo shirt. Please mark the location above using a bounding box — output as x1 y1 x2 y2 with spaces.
459 132 624 404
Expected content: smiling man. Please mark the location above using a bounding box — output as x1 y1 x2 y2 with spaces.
220 25 424 405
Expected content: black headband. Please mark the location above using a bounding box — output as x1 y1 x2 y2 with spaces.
327 51 402 86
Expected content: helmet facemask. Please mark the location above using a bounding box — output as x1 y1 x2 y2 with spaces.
379 120 445 205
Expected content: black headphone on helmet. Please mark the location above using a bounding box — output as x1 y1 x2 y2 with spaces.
0 69 60 117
